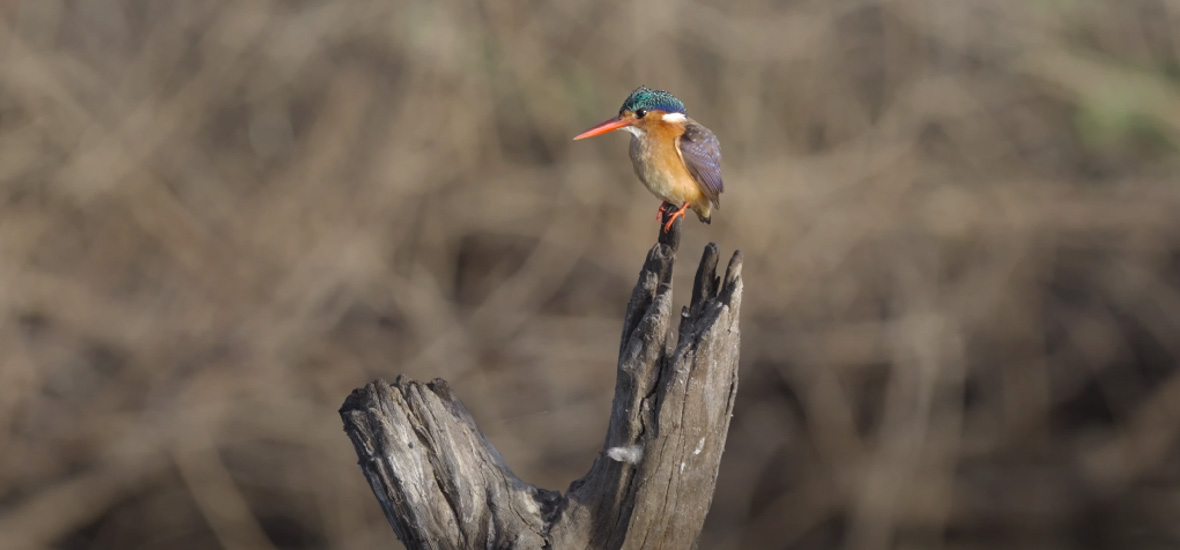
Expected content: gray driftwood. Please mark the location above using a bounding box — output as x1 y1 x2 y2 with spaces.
339 219 742 549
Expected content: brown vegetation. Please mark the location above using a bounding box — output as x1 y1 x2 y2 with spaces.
3 1 1180 548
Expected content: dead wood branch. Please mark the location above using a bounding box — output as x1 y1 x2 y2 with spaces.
339 220 742 549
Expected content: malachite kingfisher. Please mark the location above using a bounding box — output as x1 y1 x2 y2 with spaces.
574 86 723 232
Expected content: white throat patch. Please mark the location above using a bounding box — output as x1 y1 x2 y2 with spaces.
623 126 645 137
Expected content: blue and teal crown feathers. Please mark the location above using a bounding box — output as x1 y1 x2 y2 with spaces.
619 86 686 115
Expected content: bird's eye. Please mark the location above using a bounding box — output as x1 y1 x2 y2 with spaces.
635 109 647 118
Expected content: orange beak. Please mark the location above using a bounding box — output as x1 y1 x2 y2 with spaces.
573 116 632 140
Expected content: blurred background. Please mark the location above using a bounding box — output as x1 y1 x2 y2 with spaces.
3 0 1180 548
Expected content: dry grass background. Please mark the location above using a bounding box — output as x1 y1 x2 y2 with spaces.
3 0 1180 548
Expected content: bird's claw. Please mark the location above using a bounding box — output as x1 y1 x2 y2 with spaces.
661 202 690 233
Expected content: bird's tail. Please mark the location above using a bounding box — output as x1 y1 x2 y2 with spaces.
692 201 715 224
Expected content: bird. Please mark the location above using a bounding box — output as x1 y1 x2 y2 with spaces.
573 86 723 232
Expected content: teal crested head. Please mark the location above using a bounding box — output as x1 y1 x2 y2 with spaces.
573 86 690 142
619 86 686 116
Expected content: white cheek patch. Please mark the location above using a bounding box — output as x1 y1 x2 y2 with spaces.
623 126 645 137
662 112 687 123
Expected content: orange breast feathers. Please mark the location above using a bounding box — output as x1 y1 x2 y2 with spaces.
647 123 707 205
656 144 706 205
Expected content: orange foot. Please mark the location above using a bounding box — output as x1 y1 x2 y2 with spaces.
657 202 669 222
663 202 690 232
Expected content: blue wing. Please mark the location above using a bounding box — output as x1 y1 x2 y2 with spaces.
676 122 724 207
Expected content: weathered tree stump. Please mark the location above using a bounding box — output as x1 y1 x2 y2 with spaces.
339 219 742 549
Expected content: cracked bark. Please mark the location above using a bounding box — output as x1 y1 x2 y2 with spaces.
339 218 742 549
